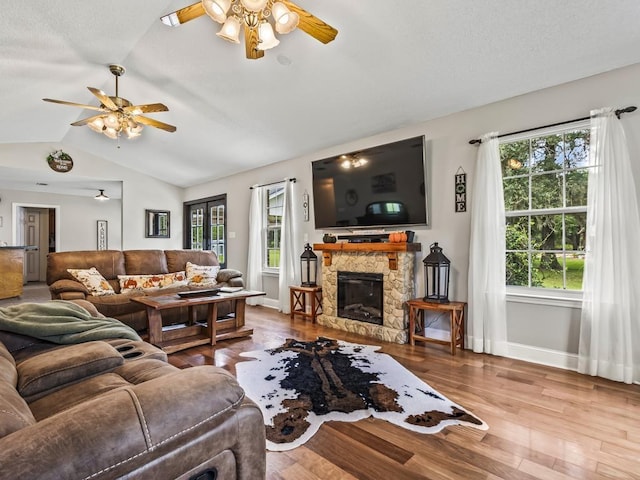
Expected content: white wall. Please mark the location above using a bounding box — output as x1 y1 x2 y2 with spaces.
0 143 184 250
184 62 640 369
0 189 122 251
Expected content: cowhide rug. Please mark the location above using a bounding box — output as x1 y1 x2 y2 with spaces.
235 337 487 451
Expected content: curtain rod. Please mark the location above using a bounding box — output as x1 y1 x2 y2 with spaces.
249 178 296 189
468 105 637 145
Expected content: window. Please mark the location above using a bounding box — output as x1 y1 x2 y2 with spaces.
184 195 227 267
265 184 284 270
501 124 591 291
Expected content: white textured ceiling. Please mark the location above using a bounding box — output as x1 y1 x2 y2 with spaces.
2 0 640 194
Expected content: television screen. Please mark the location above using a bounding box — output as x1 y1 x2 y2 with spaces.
312 136 428 230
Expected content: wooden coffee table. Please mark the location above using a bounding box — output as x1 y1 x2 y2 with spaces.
131 289 266 354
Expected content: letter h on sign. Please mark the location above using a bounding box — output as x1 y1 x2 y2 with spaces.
455 171 466 213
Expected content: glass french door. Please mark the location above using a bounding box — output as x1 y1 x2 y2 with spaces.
185 194 227 268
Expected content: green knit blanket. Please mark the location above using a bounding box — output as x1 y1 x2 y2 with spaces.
0 301 141 344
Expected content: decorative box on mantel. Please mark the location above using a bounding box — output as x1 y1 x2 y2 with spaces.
313 242 421 344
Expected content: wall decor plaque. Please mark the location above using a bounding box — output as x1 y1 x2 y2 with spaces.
47 150 73 173
455 167 466 212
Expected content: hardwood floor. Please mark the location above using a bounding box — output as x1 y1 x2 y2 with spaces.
3 285 639 479
170 306 640 480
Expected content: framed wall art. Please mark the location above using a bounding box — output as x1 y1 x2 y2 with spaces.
97 220 108 250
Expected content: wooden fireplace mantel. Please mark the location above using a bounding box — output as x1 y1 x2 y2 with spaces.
313 242 421 270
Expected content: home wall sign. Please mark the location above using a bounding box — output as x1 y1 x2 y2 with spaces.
455 167 466 212
47 150 73 173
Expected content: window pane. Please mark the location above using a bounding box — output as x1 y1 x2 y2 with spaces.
506 216 529 250
503 176 529 211
531 214 563 250
532 252 564 289
506 252 530 287
566 168 589 207
500 139 529 176
565 212 586 251
563 130 590 169
530 134 563 172
531 172 562 209
566 253 585 290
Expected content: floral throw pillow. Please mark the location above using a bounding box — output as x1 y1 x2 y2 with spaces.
118 271 188 291
186 262 220 287
67 267 115 296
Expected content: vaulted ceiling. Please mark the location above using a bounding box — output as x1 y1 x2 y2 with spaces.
2 1 640 193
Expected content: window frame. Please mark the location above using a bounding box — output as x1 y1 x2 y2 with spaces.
263 183 285 274
500 120 591 301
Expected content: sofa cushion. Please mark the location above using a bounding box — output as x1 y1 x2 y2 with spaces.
0 342 37 438
67 267 115 296
123 250 168 275
165 249 219 273
47 250 126 284
118 271 188 292
186 262 220 286
16 341 124 400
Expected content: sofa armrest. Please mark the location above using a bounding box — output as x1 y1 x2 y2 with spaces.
48 279 89 299
216 268 243 283
0 366 265 480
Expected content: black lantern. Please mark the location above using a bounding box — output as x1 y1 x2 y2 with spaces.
300 243 318 287
423 242 450 303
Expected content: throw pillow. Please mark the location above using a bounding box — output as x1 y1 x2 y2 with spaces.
186 262 220 287
67 267 115 296
118 271 188 291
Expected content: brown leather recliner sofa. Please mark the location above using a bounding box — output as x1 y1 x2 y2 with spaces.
0 329 266 479
47 250 244 332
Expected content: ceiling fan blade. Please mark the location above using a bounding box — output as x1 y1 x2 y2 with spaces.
244 24 265 60
123 103 169 114
132 115 177 133
160 2 205 26
42 98 108 112
70 114 106 127
87 87 119 111
282 1 338 44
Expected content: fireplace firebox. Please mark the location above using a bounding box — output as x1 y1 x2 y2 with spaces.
337 271 383 325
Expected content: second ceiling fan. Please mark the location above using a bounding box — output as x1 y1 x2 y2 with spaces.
161 0 338 60
43 64 176 140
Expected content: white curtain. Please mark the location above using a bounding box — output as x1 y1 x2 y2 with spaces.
578 107 640 384
278 179 299 313
246 186 264 306
468 132 508 356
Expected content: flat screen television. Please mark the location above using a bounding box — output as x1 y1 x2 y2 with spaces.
311 135 428 230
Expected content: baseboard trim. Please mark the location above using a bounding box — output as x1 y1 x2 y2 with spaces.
262 298 280 310
506 342 578 371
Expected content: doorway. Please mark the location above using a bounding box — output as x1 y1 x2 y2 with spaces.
13 203 60 282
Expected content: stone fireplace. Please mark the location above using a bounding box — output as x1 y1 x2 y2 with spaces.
313 243 421 343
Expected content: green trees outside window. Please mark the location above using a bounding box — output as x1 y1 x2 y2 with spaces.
501 127 590 290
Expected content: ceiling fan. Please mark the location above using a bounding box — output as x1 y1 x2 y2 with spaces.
160 0 338 60
43 64 176 140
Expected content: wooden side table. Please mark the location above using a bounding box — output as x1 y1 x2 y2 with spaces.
406 298 466 355
289 286 322 323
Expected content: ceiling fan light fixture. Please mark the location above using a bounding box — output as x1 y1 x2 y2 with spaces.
240 0 268 13
202 0 230 23
95 189 109 201
217 16 241 43
272 2 299 34
87 117 105 133
103 127 118 140
103 113 120 129
257 22 279 50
